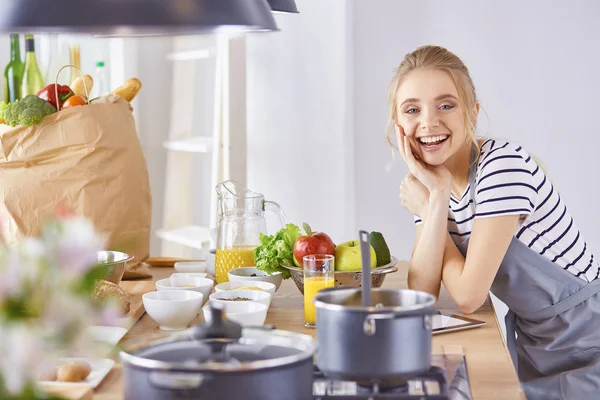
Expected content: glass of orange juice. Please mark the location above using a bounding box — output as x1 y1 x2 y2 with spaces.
303 254 334 328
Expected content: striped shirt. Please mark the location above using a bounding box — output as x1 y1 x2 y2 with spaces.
415 139 600 282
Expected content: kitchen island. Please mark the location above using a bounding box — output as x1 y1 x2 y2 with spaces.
95 261 524 399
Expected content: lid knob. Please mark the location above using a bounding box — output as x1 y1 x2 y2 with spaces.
191 302 242 341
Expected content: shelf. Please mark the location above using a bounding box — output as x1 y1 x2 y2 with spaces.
167 49 212 61
156 225 212 250
163 137 213 153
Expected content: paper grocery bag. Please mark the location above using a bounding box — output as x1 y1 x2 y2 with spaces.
0 95 152 279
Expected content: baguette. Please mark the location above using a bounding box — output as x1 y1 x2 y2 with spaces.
111 78 142 102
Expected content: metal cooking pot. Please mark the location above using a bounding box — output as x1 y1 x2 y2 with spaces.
314 287 436 382
119 305 316 400
313 231 437 384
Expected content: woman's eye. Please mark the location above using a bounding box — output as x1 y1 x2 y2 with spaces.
405 108 418 114
440 104 454 110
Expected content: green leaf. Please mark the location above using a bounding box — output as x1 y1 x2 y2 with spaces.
253 223 301 279
302 222 312 236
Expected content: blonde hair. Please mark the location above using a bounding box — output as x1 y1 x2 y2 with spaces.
386 45 479 152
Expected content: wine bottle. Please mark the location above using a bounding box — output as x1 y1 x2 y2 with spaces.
3 33 24 102
21 34 45 97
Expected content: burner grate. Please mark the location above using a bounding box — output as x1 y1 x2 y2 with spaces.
312 355 471 400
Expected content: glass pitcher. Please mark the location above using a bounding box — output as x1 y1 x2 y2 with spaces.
214 180 286 283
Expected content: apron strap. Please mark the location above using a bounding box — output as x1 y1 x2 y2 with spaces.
467 144 479 213
527 277 600 321
505 310 519 373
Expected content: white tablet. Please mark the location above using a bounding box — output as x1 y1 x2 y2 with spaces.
432 312 486 335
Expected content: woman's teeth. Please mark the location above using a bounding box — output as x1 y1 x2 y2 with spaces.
418 135 448 145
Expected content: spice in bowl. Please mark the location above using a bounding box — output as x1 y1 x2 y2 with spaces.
217 297 252 302
234 286 265 291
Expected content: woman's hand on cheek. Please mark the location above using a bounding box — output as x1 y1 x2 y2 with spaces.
395 124 453 196
400 173 430 219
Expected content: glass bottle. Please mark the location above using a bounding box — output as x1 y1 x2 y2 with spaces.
21 34 45 96
4 33 24 102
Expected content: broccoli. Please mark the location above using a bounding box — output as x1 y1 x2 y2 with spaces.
0 95 57 127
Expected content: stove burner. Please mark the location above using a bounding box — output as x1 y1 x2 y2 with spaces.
312 354 471 400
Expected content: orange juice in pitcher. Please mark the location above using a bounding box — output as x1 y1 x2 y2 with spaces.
215 245 256 283
214 181 285 284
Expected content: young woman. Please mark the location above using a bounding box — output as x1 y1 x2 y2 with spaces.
388 45 600 400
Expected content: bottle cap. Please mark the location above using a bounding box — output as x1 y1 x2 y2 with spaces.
96 61 105 67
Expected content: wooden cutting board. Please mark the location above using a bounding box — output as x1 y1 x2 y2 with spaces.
119 280 156 329
39 383 93 400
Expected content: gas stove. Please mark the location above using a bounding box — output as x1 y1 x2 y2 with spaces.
313 354 471 400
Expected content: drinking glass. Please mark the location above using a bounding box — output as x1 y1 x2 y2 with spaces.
303 254 334 328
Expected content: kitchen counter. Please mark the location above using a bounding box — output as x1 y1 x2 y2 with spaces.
95 261 525 399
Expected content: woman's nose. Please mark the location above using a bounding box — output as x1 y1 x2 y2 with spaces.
420 109 440 130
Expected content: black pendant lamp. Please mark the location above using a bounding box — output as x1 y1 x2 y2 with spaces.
267 0 299 13
0 0 279 36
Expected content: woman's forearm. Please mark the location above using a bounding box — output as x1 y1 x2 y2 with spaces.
407 190 450 298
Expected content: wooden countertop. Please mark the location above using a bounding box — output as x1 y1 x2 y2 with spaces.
95 262 525 399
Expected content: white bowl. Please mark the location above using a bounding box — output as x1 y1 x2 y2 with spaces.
174 261 207 273
170 272 210 280
214 281 276 297
209 290 272 307
228 267 283 292
202 302 268 327
156 277 213 307
142 290 203 331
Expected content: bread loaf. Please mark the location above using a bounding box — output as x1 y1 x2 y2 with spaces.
92 279 131 315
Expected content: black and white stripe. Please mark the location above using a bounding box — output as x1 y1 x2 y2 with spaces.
414 139 600 282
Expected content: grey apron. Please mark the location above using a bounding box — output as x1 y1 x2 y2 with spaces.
455 149 600 400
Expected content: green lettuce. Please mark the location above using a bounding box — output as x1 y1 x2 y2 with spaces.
254 223 301 279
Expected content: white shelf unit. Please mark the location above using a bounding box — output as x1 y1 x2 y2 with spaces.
158 35 247 258
156 226 212 250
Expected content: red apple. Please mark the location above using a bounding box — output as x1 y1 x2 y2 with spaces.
293 222 336 268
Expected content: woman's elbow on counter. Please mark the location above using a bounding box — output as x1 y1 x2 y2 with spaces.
455 295 485 315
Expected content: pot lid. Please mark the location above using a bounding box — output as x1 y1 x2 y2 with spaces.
120 327 316 373
313 287 436 313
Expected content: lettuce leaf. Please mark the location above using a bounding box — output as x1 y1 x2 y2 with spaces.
254 223 301 279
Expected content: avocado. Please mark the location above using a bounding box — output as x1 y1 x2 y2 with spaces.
370 231 391 266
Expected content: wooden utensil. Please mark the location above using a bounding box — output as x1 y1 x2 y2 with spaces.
144 257 204 268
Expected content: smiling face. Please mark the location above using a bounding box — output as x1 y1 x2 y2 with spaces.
395 69 473 166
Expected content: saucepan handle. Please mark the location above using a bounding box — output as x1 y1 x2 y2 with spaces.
363 307 437 336
148 371 210 390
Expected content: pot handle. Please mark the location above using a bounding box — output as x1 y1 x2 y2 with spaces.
148 371 209 390
363 307 437 337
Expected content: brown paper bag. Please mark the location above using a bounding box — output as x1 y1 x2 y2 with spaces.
0 95 152 279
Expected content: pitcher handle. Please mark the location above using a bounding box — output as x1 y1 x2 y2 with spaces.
263 200 286 229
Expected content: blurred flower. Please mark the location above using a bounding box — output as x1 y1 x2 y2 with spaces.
0 215 113 398
0 251 23 302
42 216 106 279
0 325 45 394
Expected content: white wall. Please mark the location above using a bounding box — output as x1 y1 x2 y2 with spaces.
245 0 356 242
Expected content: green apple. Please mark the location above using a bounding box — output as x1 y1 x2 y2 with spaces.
335 240 377 271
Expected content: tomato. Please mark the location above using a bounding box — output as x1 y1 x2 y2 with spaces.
62 95 87 109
